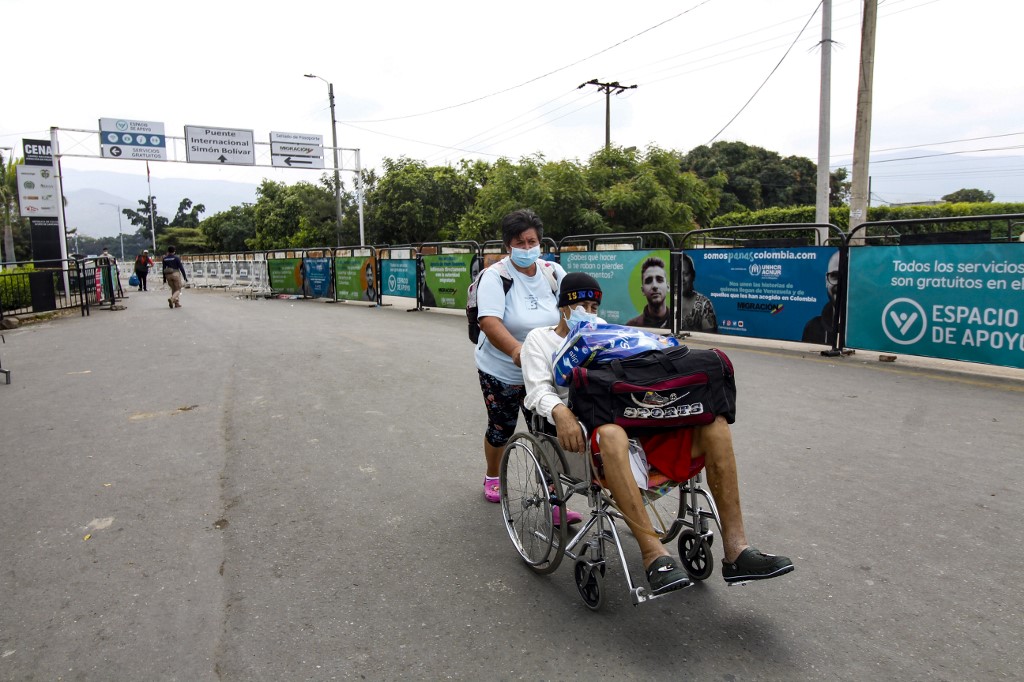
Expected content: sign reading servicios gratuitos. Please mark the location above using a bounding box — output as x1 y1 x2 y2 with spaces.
99 118 167 160
846 243 1024 369
184 125 255 165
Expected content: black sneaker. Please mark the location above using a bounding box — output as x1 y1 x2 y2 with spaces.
646 556 690 595
722 547 794 584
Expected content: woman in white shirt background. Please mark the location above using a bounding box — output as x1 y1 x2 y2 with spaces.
474 209 566 504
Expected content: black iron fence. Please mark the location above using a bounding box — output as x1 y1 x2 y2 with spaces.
0 257 127 321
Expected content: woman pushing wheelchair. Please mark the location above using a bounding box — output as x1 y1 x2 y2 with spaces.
520 272 794 595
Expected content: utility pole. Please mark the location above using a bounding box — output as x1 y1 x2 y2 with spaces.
305 74 344 245
849 0 877 243
578 79 637 149
815 0 833 245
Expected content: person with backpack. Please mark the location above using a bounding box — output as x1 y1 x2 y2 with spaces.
134 250 153 291
473 209 571 515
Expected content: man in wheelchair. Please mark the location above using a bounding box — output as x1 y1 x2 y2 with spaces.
521 272 794 595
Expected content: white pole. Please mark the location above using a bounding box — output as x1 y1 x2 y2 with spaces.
50 127 71 295
815 0 833 245
147 162 157 252
117 208 124 261
355 149 365 246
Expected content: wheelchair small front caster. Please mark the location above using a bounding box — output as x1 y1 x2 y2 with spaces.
574 559 606 611
678 529 714 581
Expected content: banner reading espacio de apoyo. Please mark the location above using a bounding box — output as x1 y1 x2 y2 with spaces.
381 260 416 298
846 243 1024 369
690 247 838 342
334 256 377 301
421 253 475 309
561 249 672 326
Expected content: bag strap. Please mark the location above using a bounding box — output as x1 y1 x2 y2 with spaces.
497 258 556 296
608 349 676 379
538 260 558 295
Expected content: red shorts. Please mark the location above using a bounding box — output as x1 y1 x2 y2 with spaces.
590 427 704 483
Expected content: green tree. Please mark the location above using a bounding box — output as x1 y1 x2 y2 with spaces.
941 188 995 203
1 154 28 264
248 179 339 250
681 141 844 215
830 167 852 207
123 197 170 242
365 158 477 245
586 145 719 234
160 227 207 253
457 156 548 243
202 204 256 252
170 198 206 228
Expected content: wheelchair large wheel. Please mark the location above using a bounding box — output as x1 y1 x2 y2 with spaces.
642 486 685 543
677 529 714 581
500 433 568 575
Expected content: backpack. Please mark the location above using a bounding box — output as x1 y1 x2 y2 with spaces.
466 258 558 343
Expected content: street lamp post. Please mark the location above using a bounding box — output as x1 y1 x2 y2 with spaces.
305 73 344 245
100 202 125 261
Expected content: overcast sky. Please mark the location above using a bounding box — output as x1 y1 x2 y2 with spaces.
4 0 1022 207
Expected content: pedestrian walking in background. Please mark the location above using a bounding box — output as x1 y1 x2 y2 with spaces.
162 246 188 309
134 250 153 291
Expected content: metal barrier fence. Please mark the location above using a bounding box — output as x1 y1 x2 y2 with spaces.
680 224 846 352
0 257 126 321
7 213 1023 371
183 253 269 298
843 213 1024 369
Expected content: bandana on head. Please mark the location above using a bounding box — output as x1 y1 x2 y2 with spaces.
558 272 603 307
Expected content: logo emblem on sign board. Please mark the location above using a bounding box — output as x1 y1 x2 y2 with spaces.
881 298 927 345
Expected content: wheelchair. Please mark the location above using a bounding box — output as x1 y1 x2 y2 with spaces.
499 414 722 610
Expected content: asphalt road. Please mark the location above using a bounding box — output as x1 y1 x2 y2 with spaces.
1 286 1022 681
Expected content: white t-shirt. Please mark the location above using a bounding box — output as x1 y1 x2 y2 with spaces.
474 258 565 385
522 320 648 488
521 326 568 422
521 316 607 423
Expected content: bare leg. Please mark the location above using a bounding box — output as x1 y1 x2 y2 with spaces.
594 425 669 569
693 416 749 563
484 439 504 478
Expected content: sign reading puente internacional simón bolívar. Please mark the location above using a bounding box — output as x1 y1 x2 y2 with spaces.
184 125 255 165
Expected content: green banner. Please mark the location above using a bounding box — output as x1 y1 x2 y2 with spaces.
422 253 475 309
561 250 671 326
334 256 377 301
268 258 303 295
847 243 1024 368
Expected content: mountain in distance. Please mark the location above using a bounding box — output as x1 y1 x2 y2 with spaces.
64 169 259 238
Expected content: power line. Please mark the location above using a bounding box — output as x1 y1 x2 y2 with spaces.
341 0 713 124
424 89 596 163
846 131 1024 156
706 2 823 144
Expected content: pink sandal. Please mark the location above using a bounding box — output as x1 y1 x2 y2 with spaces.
552 506 583 526
483 477 501 503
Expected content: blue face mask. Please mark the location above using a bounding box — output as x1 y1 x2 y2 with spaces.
564 305 598 327
510 245 541 268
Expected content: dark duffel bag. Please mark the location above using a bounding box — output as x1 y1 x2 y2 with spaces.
567 345 736 432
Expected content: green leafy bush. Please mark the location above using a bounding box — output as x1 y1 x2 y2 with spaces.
0 265 35 312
